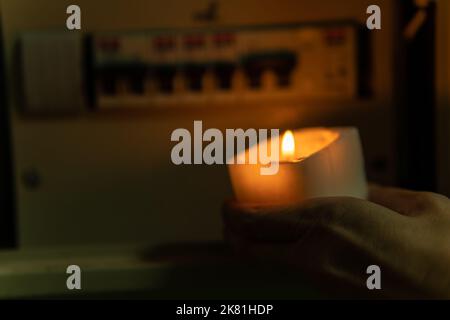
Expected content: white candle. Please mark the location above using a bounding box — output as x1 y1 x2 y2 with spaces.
227 127 368 205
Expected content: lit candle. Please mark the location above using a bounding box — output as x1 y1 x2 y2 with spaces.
227 127 368 205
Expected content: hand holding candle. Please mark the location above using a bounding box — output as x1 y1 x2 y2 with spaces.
228 127 368 205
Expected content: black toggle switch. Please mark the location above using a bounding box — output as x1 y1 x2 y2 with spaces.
154 65 177 94
183 64 207 92
241 51 297 89
213 63 236 90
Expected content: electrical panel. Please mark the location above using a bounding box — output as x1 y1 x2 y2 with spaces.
19 22 367 113
92 22 365 110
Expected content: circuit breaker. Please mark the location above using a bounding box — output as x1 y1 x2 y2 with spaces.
92 22 366 110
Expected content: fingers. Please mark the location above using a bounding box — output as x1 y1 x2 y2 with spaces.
223 196 417 276
223 197 429 298
223 197 406 244
369 184 450 217
224 209 415 298
223 200 313 243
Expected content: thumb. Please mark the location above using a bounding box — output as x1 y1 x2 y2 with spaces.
369 184 448 217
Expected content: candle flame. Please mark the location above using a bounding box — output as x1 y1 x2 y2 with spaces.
282 130 295 160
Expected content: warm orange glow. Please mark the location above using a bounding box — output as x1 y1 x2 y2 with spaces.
282 130 296 161
297 129 339 158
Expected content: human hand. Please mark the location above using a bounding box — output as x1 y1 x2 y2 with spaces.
223 185 450 299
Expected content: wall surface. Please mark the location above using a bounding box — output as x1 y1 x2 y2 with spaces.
437 1 450 197
1 0 397 248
